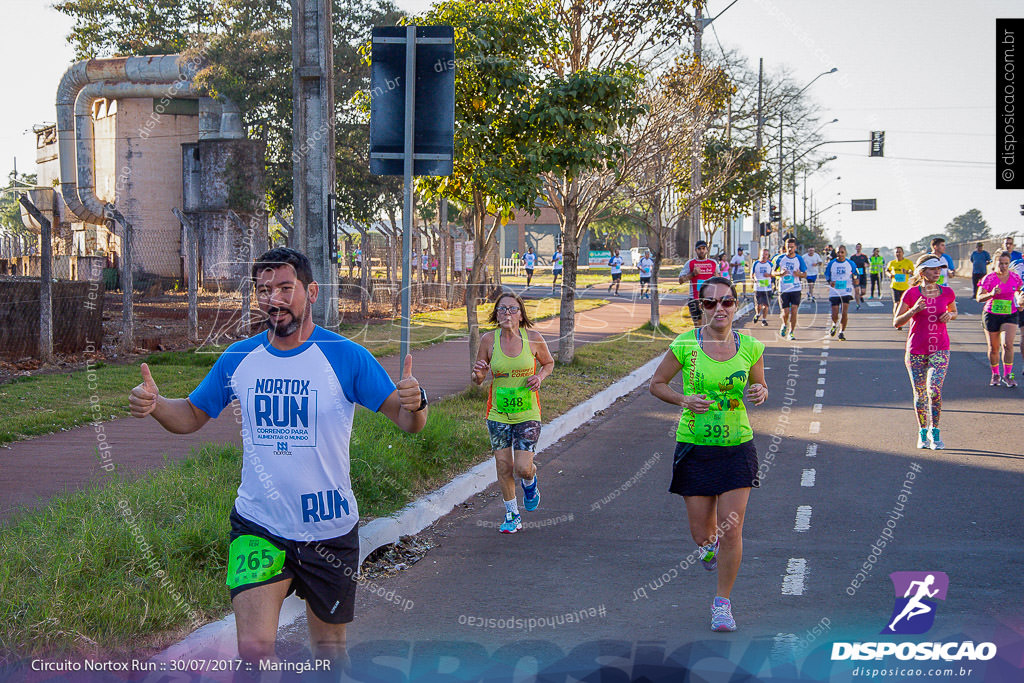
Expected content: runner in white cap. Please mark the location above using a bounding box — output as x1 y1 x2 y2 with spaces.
894 254 958 449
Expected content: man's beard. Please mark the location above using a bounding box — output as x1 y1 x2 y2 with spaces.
265 305 303 338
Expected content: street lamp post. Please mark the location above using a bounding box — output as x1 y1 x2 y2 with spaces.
776 68 837 244
688 0 741 257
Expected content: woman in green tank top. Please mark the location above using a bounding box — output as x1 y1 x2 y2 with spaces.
650 276 768 632
472 293 555 534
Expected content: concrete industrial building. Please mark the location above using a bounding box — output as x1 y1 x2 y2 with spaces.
19 55 266 287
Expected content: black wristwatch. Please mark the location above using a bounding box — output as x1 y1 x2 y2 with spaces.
412 387 428 412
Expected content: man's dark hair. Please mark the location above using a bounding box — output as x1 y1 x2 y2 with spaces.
931 237 945 248
252 247 313 287
786 237 797 245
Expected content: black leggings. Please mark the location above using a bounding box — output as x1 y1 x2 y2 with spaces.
870 273 881 298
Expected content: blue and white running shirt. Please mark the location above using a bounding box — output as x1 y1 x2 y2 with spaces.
776 254 806 293
825 258 857 297
609 255 623 274
751 260 773 291
523 252 536 269
189 326 396 540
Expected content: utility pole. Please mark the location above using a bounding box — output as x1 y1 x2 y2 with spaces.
291 0 338 327
792 153 797 228
689 6 704 256
778 111 784 244
754 58 763 252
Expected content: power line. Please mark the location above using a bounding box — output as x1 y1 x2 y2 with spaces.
830 105 994 111
834 127 993 138
833 152 994 166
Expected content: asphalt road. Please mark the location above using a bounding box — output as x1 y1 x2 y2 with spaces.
268 279 1024 681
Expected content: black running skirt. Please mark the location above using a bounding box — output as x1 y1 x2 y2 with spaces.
669 440 759 497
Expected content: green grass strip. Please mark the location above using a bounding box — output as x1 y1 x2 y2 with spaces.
0 300 606 446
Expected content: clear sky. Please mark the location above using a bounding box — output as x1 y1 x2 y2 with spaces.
5 0 1022 249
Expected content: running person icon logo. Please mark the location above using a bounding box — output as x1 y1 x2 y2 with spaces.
882 571 949 635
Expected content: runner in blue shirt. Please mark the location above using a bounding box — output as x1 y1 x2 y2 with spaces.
929 237 956 287
608 249 624 295
522 247 537 287
970 242 992 299
1001 236 1023 263
825 245 858 340
551 246 563 295
638 249 656 299
773 237 806 341
128 248 428 666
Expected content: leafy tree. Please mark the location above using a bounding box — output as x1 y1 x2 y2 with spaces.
943 208 990 244
535 0 701 362
413 0 560 364
0 172 38 238
790 222 828 253
910 232 946 254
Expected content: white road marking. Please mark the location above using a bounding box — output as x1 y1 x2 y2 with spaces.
817 377 826 385
809 422 821 433
815 389 824 397
794 506 813 532
805 443 818 457
820 360 827 366
821 351 829 357
818 368 827 375
782 558 808 595
801 469 816 487
813 403 822 413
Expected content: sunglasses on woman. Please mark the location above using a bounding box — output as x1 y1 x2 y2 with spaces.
700 297 737 310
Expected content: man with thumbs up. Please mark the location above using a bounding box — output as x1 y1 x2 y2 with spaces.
129 247 426 666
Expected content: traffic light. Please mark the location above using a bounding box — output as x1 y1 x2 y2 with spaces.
769 206 780 223
759 222 772 237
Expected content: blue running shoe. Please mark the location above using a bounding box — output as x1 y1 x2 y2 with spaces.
499 511 522 534
698 539 719 571
522 478 540 512
711 597 736 632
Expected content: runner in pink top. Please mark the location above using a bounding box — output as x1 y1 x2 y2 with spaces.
894 254 958 449
976 250 1023 387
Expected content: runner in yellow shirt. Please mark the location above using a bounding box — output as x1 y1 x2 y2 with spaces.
887 246 915 329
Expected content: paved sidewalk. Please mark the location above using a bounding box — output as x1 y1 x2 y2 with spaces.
0 299 682 520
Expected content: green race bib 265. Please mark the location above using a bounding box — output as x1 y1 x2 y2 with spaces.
227 535 286 590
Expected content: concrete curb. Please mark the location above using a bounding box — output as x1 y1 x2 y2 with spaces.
153 351 665 663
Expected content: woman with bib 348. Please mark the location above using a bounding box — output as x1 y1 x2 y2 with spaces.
472 292 555 533
650 276 768 632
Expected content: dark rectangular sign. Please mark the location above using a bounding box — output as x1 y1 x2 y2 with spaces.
370 25 455 176
997 18 1024 189
851 199 877 211
869 131 885 157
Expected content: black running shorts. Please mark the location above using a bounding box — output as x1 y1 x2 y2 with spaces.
228 507 359 624
779 291 801 308
982 310 1018 333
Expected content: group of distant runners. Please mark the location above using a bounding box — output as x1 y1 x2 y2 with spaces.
125 231 1023 662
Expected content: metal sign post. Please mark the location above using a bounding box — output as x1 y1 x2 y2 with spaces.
401 25 416 362
370 24 454 367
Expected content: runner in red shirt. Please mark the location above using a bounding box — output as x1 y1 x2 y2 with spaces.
679 240 720 325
